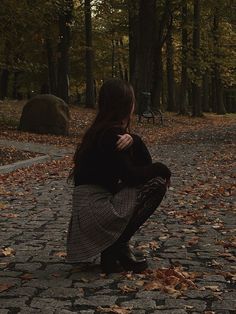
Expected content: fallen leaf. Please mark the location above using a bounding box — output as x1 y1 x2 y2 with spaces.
185 305 194 309
0 262 8 269
81 277 89 283
119 285 137 293
163 287 182 297
54 251 67 258
51 273 61 277
0 283 14 293
144 281 163 291
0 247 15 257
149 241 160 250
0 202 7 210
187 237 199 246
97 305 132 313
0 213 18 218
182 228 197 234
135 280 145 286
204 285 221 292
20 273 34 280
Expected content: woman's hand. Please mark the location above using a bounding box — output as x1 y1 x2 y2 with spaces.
116 134 133 151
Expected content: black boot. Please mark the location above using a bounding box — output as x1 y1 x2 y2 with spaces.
101 243 148 274
100 249 123 274
115 243 148 273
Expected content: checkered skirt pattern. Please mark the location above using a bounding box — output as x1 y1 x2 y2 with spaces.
66 185 138 262
66 177 166 263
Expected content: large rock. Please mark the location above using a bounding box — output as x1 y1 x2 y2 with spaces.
19 94 70 135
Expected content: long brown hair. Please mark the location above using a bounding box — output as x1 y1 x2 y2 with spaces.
70 78 135 182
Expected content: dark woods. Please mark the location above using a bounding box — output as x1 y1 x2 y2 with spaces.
0 0 235 115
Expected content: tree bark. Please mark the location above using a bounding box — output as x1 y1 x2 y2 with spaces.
128 0 139 87
210 74 216 112
152 48 163 110
166 26 176 111
192 0 202 117
111 39 115 77
212 8 226 114
57 0 73 103
178 0 188 115
136 0 156 111
12 71 21 99
84 0 95 108
202 71 210 112
152 0 170 110
45 37 57 95
0 69 9 100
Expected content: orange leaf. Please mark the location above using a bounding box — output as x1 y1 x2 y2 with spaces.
119 285 137 293
0 283 14 293
97 305 132 313
54 251 67 258
144 281 163 291
20 273 34 280
0 247 15 257
0 213 18 218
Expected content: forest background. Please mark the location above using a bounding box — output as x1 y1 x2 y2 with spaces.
0 0 235 117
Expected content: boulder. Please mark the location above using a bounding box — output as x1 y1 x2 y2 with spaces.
19 94 70 135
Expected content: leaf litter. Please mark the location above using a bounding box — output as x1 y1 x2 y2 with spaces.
0 103 235 305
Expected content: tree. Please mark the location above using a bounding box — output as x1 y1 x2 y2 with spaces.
166 3 176 112
152 0 172 110
57 0 73 103
84 0 95 107
211 3 226 114
136 0 156 108
128 0 139 88
178 0 189 114
191 0 202 117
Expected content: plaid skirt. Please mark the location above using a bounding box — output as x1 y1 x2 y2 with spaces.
66 177 166 263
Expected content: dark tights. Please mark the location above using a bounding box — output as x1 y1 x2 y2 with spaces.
104 177 167 250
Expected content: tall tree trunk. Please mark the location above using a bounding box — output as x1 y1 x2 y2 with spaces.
136 0 156 112
111 39 115 77
84 0 95 108
128 0 139 87
192 0 202 117
118 62 123 79
45 37 57 95
57 0 73 103
152 0 170 111
0 69 9 100
212 7 226 114
210 74 216 112
119 38 127 80
178 0 188 115
12 71 21 99
214 65 225 114
202 71 210 112
166 26 176 111
152 49 163 110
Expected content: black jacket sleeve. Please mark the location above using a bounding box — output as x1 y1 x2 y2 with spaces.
130 134 152 166
101 127 171 186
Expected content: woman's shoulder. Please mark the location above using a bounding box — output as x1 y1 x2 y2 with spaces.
103 126 126 139
98 126 125 150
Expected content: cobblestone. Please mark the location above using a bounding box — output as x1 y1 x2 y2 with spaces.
0 125 235 313
120 299 157 310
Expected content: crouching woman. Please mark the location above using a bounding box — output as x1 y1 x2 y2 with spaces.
67 78 171 274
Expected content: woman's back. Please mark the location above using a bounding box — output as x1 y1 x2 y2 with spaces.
75 127 128 191
74 126 170 193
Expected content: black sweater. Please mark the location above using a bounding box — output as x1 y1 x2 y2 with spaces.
75 127 171 193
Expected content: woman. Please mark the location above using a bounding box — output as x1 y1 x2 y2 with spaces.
67 79 171 274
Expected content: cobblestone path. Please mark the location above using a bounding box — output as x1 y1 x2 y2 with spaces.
0 125 235 313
